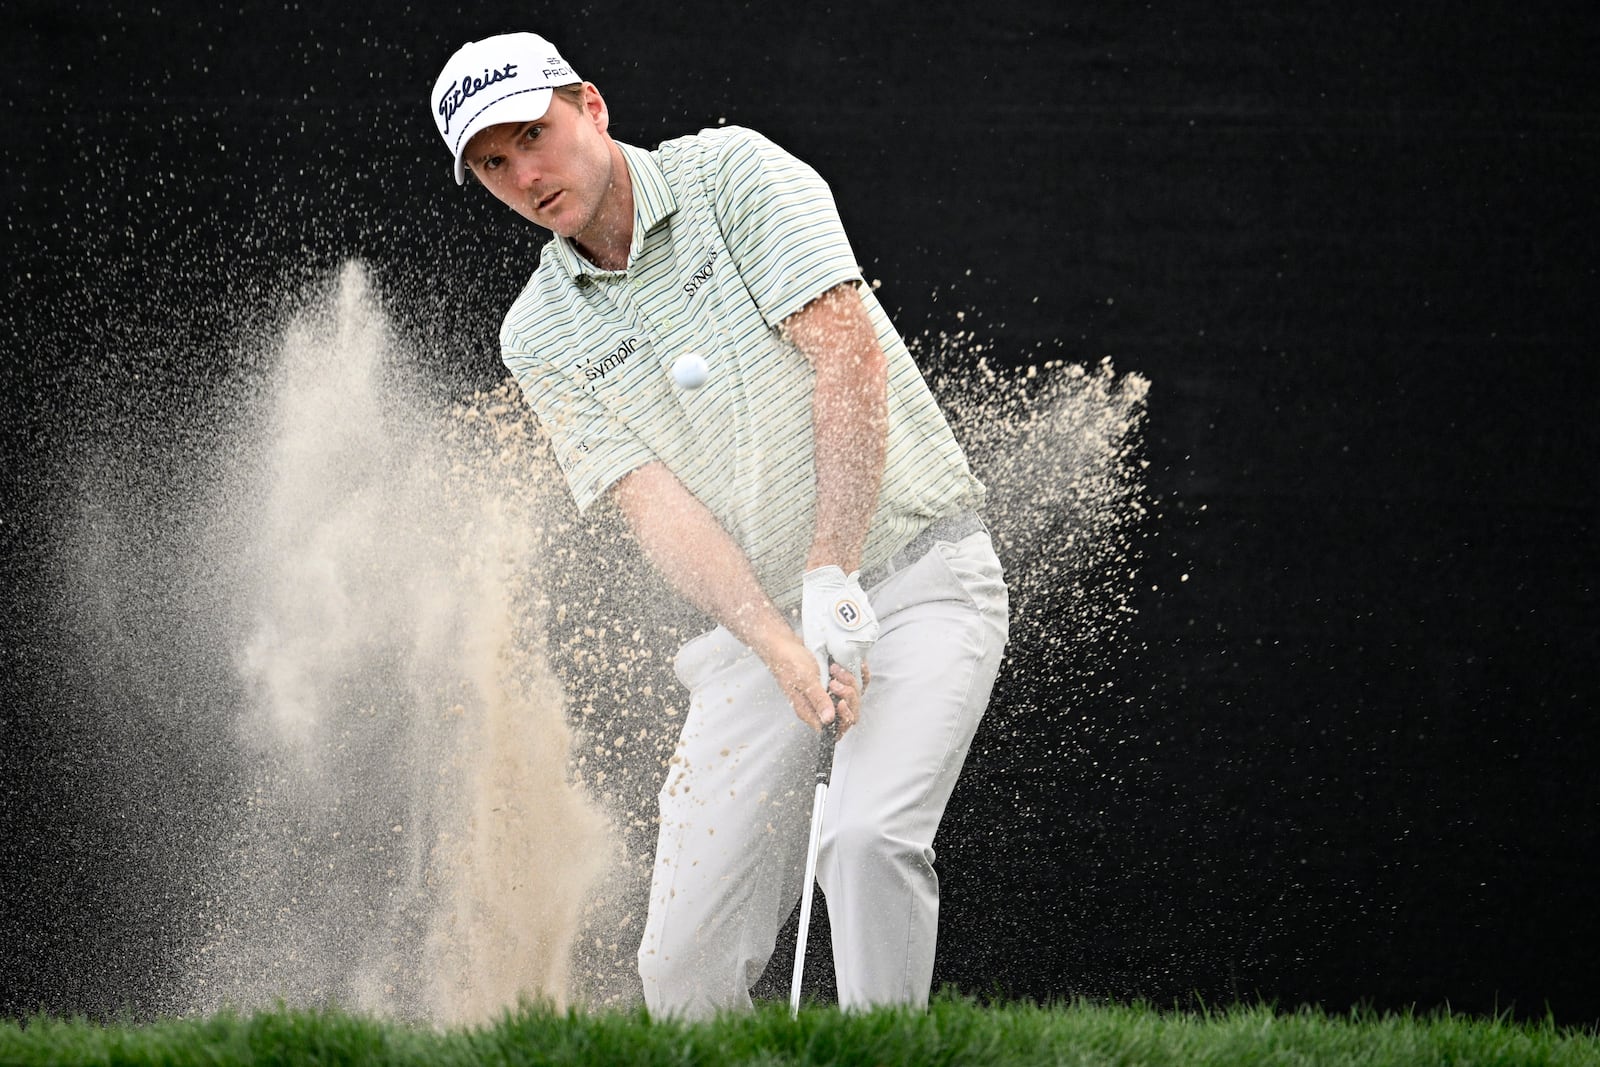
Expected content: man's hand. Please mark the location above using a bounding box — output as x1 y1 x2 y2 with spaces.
802 565 880 680
757 629 868 737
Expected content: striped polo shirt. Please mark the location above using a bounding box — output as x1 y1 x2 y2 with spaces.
499 125 983 609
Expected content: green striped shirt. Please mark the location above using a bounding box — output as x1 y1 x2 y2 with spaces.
500 125 983 609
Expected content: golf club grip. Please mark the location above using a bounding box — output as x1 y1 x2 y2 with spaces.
816 719 837 785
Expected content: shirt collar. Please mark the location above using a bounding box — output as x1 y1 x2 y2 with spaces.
550 140 678 279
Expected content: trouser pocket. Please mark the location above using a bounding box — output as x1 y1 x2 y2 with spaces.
672 624 749 692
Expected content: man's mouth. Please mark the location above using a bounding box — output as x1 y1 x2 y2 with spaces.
536 190 561 211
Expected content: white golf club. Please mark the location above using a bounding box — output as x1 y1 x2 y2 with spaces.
788 703 839 1016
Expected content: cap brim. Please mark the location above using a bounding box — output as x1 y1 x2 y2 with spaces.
450 86 555 184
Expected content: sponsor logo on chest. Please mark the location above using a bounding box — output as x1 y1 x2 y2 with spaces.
584 335 642 382
682 247 719 296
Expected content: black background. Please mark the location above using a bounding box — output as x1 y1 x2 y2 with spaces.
3 1 1597 1025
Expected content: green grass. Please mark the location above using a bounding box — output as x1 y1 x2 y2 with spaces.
3 994 1598 1067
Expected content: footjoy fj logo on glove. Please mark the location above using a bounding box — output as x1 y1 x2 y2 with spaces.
832 598 868 630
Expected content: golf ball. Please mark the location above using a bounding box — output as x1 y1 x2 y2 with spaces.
671 352 709 389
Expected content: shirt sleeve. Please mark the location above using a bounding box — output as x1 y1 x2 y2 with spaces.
502 347 658 513
705 127 866 328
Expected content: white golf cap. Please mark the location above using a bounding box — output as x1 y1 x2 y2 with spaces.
430 32 579 184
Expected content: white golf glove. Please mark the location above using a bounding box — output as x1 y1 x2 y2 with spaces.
801 565 881 685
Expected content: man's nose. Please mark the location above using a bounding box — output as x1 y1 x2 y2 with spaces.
511 152 541 189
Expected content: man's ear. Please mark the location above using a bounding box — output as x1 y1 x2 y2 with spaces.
584 83 610 133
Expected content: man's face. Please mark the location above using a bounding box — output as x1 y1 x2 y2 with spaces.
464 85 616 242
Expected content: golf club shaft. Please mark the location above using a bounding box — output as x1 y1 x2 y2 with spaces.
789 712 838 1016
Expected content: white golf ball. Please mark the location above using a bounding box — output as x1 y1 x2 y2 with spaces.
671 352 709 389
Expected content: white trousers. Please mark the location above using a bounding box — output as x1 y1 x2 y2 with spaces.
637 531 1009 1016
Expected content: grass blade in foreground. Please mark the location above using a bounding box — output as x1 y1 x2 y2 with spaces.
3 995 1598 1066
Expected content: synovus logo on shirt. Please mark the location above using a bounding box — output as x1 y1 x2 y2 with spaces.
682 247 720 296
584 336 642 382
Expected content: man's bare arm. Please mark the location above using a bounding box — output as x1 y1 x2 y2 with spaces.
610 461 846 731
782 283 889 574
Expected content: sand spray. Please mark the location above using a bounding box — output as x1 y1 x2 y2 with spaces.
114 262 615 1022
52 261 1148 1021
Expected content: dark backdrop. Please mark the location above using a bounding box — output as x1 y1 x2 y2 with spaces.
4 1 1596 1025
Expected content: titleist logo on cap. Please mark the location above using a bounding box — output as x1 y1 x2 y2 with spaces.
438 63 516 135
436 57 575 135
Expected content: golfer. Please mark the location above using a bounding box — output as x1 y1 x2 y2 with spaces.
430 32 1009 1016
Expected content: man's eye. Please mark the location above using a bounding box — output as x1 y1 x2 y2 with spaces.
522 125 542 142
483 156 504 171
